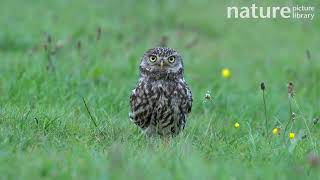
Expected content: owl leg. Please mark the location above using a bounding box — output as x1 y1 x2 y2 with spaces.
159 136 172 148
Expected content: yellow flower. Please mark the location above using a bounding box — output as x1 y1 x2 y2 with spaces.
221 68 231 78
234 122 240 128
272 128 280 135
289 133 295 139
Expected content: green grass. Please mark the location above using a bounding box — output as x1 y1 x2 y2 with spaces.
0 0 320 179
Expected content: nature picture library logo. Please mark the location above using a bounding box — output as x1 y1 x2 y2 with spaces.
227 3 315 20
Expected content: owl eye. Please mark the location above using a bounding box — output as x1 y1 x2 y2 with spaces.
149 55 157 62
168 56 175 63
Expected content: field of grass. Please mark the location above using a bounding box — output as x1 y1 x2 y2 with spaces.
0 0 320 179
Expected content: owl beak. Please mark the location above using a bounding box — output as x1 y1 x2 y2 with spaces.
160 61 164 70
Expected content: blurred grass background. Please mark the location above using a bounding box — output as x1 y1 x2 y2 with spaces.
0 0 319 179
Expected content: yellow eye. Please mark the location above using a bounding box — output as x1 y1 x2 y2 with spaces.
168 56 175 63
149 55 157 62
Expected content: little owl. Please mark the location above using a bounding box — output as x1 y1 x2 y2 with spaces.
129 47 192 137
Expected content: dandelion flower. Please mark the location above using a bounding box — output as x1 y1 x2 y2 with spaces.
234 122 240 128
272 128 280 135
289 132 295 139
221 68 231 78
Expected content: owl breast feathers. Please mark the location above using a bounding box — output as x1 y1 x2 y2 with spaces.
129 47 192 137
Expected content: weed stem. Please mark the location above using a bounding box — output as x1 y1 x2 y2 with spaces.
82 97 98 128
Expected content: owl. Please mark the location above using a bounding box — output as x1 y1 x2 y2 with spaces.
129 47 192 137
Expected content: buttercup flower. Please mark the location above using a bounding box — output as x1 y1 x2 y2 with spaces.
221 68 231 78
234 122 240 128
289 132 295 139
272 128 280 135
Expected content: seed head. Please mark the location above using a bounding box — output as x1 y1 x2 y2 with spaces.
306 49 311 61
159 36 168 47
96 26 102 41
301 134 307 139
260 82 266 91
43 43 48 51
204 91 212 100
288 82 294 97
47 34 52 44
291 112 296 122
77 40 82 50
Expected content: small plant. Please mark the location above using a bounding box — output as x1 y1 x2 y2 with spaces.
260 82 269 137
283 82 294 137
44 33 55 72
82 97 107 139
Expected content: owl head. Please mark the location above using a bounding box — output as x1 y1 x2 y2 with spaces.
139 47 184 79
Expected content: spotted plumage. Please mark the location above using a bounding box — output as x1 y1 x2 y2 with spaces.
129 47 192 137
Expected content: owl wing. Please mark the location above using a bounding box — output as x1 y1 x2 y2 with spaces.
178 79 193 114
129 82 152 129
185 85 193 114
